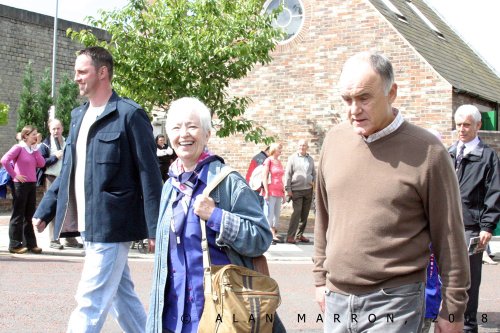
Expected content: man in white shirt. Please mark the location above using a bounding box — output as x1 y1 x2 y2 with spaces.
33 46 162 333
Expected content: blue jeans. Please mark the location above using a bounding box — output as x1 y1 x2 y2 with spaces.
324 282 425 333
67 236 146 333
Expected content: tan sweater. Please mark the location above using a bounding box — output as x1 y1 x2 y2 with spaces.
313 121 469 320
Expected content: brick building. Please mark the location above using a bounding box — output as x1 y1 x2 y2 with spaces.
1 0 499 175
209 0 500 173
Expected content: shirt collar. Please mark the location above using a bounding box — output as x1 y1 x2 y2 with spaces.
458 136 480 155
363 108 404 143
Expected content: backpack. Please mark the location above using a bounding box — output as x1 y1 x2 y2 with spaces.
248 163 271 191
249 164 265 190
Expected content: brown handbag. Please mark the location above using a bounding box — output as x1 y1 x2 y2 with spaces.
197 166 281 333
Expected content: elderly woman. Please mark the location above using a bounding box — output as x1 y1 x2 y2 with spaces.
147 97 284 333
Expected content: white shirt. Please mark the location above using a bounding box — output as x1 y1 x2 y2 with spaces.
457 136 480 156
74 105 105 232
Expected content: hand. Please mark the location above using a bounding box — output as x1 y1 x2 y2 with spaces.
15 174 27 183
54 150 63 159
434 317 463 333
32 218 46 233
316 286 328 313
148 238 156 253
287 191 293 198
478 231 492 248
193 195 216 221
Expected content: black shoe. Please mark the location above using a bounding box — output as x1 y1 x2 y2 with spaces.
64 239 83 248
9 247 28 254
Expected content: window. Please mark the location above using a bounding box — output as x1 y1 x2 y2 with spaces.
406 0 444 39
380 0 407 23
264 0 305 44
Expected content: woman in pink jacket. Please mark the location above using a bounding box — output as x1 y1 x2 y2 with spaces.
1 125 45 254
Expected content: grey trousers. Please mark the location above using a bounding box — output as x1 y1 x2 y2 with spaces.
324 282 425 333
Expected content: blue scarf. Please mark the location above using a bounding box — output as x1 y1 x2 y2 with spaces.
168 152 224 239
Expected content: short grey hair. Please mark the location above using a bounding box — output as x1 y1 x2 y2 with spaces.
341 51 395 95
166 97 212 134
454 104 482 124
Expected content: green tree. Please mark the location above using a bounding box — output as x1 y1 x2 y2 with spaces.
17 61 39 132
0 102 8 126
35 67 53 138
68 0 282 144
55 74 80 136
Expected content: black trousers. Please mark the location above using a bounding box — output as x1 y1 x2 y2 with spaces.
9 182 38 249
464 229 483 333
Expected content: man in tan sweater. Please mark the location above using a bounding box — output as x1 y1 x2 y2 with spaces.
313 51 470 333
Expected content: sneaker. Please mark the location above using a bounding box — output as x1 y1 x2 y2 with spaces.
9 247 28 254
64 238 83 248
50 241 64 250
28 247 43 254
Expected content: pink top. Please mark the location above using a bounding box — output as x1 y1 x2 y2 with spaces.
1 144 45 183
263 157 285 198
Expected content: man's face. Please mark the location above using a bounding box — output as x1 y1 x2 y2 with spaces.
74 54 99 98
455 115 481 143
49 121 63 139
298 141 308 155
340 61 397 137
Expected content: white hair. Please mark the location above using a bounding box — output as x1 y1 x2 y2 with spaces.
166 97 212 134
454 104 481 124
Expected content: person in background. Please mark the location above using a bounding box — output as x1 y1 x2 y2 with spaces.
245 146 269 208
32 46 162 332
449 104 500 333
146 97 283 332
284 139 315 244
1 125 45 254
262 142 285 244
314 51 470 332
39 118 83 250
156 134 176 182
35 133 43 149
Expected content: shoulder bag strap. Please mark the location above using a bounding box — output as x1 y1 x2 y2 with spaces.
199 166 235 269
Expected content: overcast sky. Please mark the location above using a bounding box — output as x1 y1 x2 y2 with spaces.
1 0 499 74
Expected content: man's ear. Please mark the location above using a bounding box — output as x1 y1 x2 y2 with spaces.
388 83 397 103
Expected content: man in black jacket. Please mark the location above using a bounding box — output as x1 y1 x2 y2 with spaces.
449 104 500 333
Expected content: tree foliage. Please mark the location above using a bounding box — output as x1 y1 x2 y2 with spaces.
36 68 53 138
17 62 79 138
17 61 40 132
55 74 80 136
67 0 282 144
0 102 8 126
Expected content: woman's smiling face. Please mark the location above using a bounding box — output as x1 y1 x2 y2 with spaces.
166 109 210 171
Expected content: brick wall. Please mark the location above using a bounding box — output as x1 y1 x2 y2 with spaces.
0 5 108 156
208 0 462 173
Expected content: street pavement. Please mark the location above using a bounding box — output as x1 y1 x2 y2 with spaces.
1 214 499 332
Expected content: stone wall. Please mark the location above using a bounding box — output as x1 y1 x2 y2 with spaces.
0 5 108 156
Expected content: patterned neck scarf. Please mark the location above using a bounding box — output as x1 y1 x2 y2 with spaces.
168 151 223 242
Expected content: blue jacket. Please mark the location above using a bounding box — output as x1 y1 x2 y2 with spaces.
449 139 500 232
146 159 273 333
33 91 162 242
